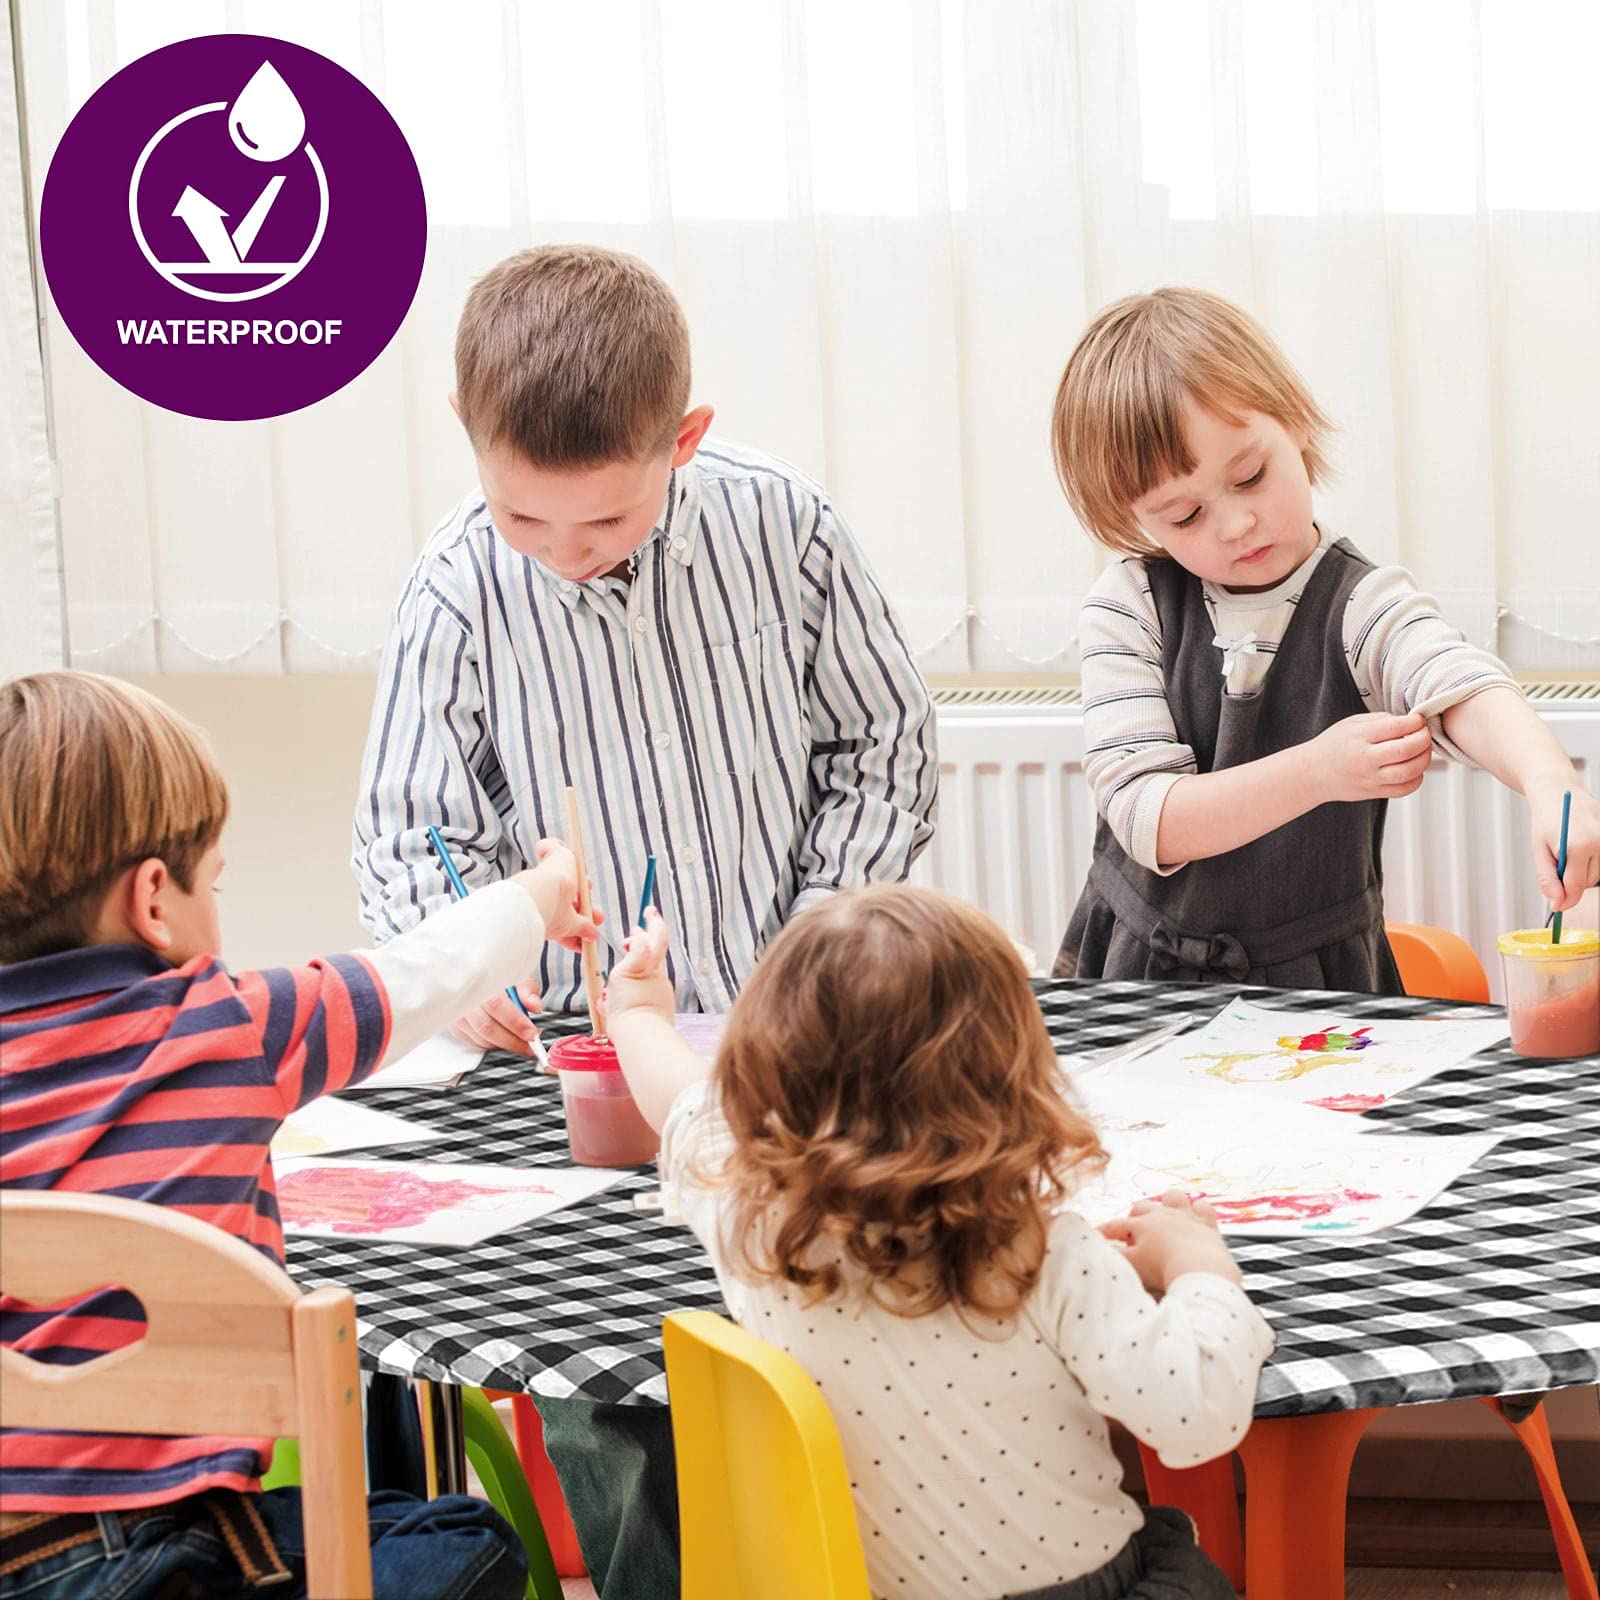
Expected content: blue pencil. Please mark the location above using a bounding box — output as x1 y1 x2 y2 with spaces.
426 825 546 1063
637 855 658 931
1552 791 1573 946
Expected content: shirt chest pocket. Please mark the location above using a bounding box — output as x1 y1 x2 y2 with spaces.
698 622 809 777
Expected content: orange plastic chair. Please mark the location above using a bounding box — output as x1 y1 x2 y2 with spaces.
663 1310 871 1600
1385 920 1491 1002
1137 923 1597 1597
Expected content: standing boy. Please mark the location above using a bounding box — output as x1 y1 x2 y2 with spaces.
352 245 938 1597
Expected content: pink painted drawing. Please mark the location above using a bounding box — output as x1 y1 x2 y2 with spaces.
273 1157 620 1245
277 1166 554 1234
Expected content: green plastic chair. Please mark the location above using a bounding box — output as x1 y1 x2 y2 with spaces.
264 1390 560 1600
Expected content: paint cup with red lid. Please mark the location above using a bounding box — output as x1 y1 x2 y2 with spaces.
548 1034 661 1167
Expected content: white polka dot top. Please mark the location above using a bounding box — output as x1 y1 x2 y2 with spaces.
662 1083 1275 1600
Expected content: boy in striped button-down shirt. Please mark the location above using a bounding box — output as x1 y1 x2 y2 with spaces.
352 244 937 1600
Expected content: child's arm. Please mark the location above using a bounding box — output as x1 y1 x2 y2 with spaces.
1440 688 1600 912
1342 569 1598 912
351 569 511 942
252 843 599 1111
1078 562 1432 870
605 911 713 1131
789 501 938 910
1153 711 1433 866
1040 1203 1273 1469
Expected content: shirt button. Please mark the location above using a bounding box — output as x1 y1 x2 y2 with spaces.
679 844 697 864
653 730 671 749
632 615 649 633
671 536 687 553
695 959 712 977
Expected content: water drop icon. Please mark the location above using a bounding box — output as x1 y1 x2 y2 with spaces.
229 62 304 162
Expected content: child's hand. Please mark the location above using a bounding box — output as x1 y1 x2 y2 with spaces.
1100 1190 1242 1293
1309 711 1433 804
515 839 605 950
452 988 544 1057
601 909 675 1033
1526 781 1600 914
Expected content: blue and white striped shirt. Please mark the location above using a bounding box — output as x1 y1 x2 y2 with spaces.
353 441 938 1012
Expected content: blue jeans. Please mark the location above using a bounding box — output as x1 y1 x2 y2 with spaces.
0 1489 527 1599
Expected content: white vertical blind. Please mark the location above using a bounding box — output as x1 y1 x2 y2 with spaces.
1 0 60 680
13 0 1600 676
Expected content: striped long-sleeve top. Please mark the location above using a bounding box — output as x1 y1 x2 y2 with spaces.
1082 527 1521 873
353 439 938 1011
0 885 545 1511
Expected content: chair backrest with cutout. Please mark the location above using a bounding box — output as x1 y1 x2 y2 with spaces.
0 1191 371 1600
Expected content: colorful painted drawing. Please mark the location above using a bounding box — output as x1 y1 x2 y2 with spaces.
1105 1001 1507 1112
1069 1081 1500 1238
274 1158 620 1245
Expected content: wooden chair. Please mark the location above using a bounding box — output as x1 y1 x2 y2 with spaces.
0 1191 371 1600
1137 922 1597 1598
663 1310 871 1600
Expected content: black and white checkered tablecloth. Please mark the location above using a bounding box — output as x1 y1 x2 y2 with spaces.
284 981 1600 1419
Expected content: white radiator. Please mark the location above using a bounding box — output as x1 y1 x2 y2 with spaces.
915 686 1600 1004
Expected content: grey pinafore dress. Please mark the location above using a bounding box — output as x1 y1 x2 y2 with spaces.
1054 538 1405 995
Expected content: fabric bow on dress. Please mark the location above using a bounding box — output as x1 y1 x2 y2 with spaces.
1148 923 1251 982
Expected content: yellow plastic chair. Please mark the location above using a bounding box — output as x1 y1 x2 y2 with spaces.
0 1191 371 1599
663 1310 871 1600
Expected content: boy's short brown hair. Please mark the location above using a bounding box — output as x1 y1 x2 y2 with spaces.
1051 286 1333 555
454 245 692 469
0 672 229 963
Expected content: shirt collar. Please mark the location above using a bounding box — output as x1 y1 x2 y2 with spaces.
508 463 700 612
0 943 178 1015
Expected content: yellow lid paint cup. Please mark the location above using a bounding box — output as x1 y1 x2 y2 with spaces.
1497 928 1600 1060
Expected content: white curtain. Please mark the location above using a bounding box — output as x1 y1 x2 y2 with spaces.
15 0 1600 675
2 0 61 680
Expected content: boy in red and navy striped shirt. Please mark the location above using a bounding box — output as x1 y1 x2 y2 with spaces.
0 670 598 1598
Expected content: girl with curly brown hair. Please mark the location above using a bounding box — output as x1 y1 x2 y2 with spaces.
606 884 1272 1600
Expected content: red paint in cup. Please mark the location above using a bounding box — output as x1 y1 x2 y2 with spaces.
548 1035 660 1167
1498 928 1600 1061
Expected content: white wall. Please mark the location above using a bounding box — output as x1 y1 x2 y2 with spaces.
135 673 1598 1449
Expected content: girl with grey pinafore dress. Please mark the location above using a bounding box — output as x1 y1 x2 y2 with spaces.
1055 538 1406 993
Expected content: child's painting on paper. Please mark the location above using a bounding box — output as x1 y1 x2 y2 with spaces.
1103 1000 1507 1111
274 1158 619 1245
1069 1082 1499 1237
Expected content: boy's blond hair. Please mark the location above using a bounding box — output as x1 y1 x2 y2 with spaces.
0 672 228 963
1052 287 1333 555
454 245 691 469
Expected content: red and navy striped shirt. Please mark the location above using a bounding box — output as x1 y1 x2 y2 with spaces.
0 942 390 1511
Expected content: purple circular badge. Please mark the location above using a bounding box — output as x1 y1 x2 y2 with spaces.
41 34 426 422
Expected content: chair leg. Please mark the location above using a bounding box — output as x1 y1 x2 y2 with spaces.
463 1389 563 1600
503 1392 588 1578
1137 1444 1244 1589
1479 1397 1599 1599
1237 1408 1380 1600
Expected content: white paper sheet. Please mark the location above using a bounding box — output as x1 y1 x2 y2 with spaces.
274 1157 620 1245
272 1098 443 1158
1065 1078 1500 1237
1099 999 1507 1112
346 1032 485 1091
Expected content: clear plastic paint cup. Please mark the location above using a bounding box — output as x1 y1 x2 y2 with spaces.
1497 928 1600 1060
548 1035 661 1167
